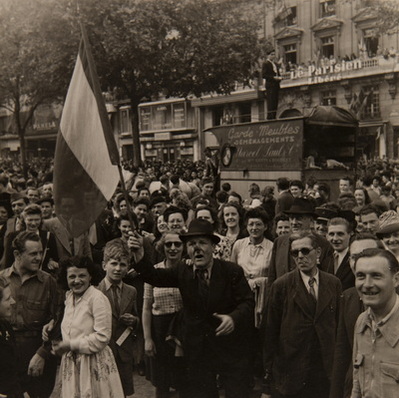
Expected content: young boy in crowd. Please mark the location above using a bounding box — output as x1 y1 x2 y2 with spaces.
98 240 140 398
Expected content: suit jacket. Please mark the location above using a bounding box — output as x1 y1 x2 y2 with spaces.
262 59 281 88
329 287 363 398
43 217 91 259
134 258 254 364
97 280 138 363
264 269 342 395
275 191 293 215
335 252 355 292
267 232 334 291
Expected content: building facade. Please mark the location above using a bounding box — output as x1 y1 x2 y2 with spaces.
1 0 398 164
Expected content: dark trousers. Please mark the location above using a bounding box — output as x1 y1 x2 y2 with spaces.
14 334 57 398
180 339 251 398
277 376 330 398
266 84 280 120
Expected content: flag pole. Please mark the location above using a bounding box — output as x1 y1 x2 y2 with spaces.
116 163 140 234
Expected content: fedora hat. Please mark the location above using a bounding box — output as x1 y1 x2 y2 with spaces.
376 210 399 238
284 198 316 217
179 219 220 244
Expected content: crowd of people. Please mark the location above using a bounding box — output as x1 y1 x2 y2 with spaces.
1 156 399 397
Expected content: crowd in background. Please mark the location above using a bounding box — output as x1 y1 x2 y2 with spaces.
1 154 399 397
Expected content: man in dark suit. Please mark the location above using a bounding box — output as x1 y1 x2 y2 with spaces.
329 234 380 398
327 216 355 291
130 219 254 398
98 240 139 397
262 232 342 398
268 197 334 291
262 49 282 119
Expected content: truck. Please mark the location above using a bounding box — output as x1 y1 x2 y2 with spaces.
205 106 358 201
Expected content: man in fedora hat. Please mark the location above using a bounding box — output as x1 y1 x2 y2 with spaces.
128 219 254 398
268 197 334 290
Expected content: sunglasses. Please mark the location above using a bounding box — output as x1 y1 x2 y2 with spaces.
290 247 315 258
165 241 183 248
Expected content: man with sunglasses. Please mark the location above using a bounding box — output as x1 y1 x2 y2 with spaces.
268 197 335 290
262 232 341 398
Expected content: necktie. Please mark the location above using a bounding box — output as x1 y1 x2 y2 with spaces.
196 268 209 309
111 284 120 317
308 277 317 301
334 252 340 274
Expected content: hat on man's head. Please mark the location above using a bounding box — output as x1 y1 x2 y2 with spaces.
284 198 316 217
36 197 54 206
315 206 338 222
10 192 28 204
376 210 399 238
179 219 220 244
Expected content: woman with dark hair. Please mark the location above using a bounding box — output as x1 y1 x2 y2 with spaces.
52 256 124 398
142 233 184 398
353 187 371 213
163 205 188 234
216 202 247 260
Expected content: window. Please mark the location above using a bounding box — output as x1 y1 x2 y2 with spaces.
286 7 297 26
140 108 151 131
237 103 251 123
120 108 131 133
363 29 379 58
361 86 380 119
321 36 334 58
320 0 336 18
153 104 172 129
172 103 185 128
284 43 297 65
321 90 337 106
258 101 265 121
212 106 224 126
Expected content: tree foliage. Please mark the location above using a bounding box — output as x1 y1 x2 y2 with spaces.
0 0 76 176
0 0 262 168
65 0 261 165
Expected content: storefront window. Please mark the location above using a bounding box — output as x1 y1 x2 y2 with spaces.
153 104 172 129
140 108 151 131
173 103 185 128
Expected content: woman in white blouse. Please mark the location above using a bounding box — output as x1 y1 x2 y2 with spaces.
52 256 124 398
231 207 273 327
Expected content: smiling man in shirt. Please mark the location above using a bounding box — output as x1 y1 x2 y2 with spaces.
351 248 399 398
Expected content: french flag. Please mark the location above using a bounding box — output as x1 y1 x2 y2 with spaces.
54 26 120 238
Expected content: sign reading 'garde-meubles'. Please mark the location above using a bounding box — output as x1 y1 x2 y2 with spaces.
209 118 304 171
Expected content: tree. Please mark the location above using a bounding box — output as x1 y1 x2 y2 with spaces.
0 0 76 177
64 0 261 166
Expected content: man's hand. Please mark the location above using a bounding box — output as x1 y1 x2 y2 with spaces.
260 394 271 398
120 313 139 327
213 313 235 336
47 259 59 271
144 338 157 357
28 353 45 377
127 231 144 263
42 319 55 342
